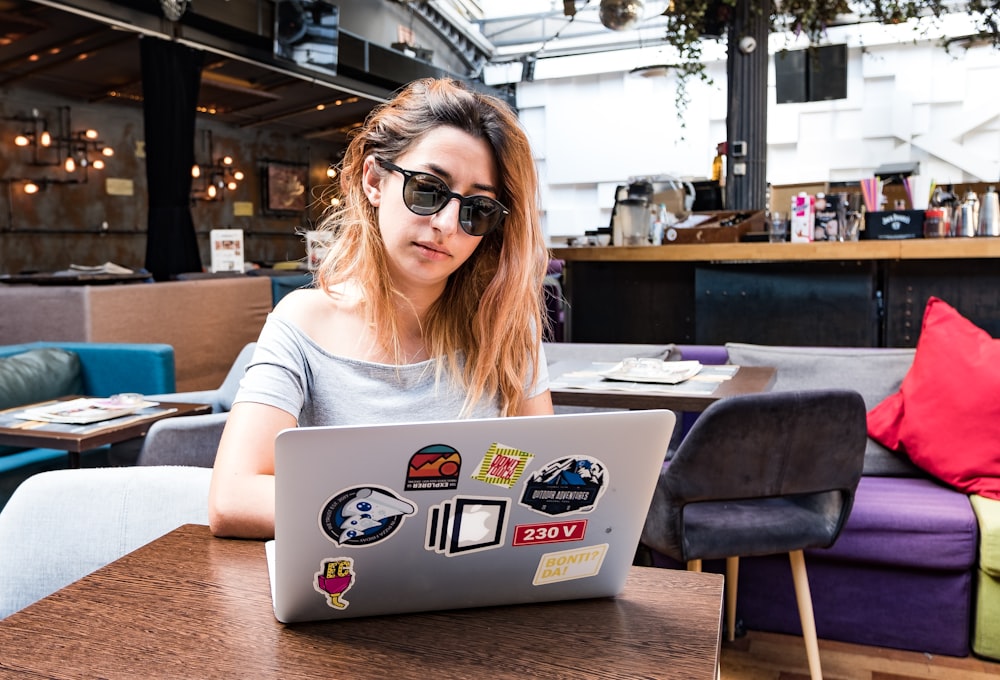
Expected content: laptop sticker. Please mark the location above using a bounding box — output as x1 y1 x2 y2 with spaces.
520 456 608 516
319 486 417 547
405 444 462 491
512 519 588 547
470 443 534 489
314 557 356 610
425 496 510 557
533 544 609 586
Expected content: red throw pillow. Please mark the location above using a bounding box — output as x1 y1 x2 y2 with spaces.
868 297 1000 499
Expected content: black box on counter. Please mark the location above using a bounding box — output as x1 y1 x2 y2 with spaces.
862 210 924 239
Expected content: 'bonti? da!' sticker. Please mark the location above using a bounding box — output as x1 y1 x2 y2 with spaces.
533 543 609 585
314 557 356 610
470 443 534 489
519 455 608 516
319 486 416 547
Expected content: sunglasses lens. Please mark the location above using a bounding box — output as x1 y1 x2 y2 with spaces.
464 196 505 236
405 174 449 215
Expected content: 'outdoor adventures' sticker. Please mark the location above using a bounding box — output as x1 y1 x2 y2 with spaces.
519 455 608 516
319 486 416 546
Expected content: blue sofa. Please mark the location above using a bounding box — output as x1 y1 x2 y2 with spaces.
0 341 175 473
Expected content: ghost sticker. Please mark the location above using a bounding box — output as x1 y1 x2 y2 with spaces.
314 557 356 610
319 486 416 546
520 456 608 516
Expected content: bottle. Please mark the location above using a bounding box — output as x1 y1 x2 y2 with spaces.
954 191 979 238
979 186 1000 237
711 142 726 185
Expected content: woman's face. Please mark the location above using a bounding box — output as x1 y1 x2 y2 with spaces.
362 126 499 298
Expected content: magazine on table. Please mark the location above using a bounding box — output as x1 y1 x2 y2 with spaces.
14 397 159 425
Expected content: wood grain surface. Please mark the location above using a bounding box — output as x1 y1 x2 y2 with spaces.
0 525 724 679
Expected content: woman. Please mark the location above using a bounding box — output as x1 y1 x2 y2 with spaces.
208 78 553 539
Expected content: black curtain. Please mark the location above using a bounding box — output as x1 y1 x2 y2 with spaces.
141 36 204 280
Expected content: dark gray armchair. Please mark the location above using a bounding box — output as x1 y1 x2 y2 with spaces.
136 343 256 467
640 389 867 680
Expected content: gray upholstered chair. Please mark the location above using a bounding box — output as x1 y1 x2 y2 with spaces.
0 466 211 619
640 389 867 680
135 342 256 467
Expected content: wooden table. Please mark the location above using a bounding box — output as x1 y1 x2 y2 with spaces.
0 398 211 468
0 525 724 679
550 364 777 412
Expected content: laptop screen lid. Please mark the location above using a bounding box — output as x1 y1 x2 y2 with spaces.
269 409 675 623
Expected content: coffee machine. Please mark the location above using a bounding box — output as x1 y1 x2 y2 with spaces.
610 176 696 245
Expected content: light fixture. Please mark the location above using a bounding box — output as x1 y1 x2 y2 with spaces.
191 131 244 202
7 106 114 194
599 0 645 31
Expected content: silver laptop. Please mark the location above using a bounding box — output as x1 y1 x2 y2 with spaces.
266 409 676 623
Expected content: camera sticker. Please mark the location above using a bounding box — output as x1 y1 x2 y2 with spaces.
319 486 416 547
425 495 510 557
533 544 609 586
512 519 588 547
314 557 356 610
519 456 608 516
470 443 534 489
405 444 462 491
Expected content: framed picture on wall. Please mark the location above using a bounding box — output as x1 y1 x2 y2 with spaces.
262 160 309 215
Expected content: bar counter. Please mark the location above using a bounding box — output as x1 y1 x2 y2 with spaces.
548 238 1000 347
550 237 1000 263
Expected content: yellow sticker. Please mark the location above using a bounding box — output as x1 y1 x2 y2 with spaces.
470 443 534 489
533 543 608 586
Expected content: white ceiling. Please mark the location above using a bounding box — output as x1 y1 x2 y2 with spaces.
442 0 675 62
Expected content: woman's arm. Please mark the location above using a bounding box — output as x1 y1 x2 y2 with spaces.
517 389 554 416
208 401 297 539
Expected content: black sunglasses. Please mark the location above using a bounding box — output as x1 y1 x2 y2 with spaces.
378 159 509 237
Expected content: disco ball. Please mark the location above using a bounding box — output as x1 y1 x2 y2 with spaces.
599 0 645 31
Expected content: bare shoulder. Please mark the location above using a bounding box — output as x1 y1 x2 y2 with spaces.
270 285 364 355
272 288 334 321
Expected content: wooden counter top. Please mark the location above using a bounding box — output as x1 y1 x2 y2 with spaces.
550 238 1000 263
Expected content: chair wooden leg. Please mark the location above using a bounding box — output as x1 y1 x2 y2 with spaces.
686 559 702 572
725 556 739 642
789 550 823 680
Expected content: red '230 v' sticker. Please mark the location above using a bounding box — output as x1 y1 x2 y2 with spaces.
512 519 587 546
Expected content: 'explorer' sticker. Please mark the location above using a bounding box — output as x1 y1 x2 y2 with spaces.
405 444 462 491
533 544 608 585
519 456 608 516
314 557 356 610
320 486 416 546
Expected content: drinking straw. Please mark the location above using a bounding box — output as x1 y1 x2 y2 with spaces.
903 177 913 208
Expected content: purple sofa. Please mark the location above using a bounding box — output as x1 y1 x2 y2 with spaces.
658 343 979 657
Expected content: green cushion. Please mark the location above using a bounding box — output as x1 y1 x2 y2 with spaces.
972 494 1000 576
975 568 1000 660
0 348 83 411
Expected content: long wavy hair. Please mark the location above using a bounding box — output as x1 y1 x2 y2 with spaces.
314 78 549 417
